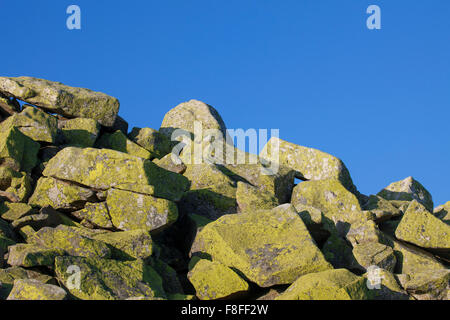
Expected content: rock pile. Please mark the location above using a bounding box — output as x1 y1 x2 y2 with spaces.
0 76 448 300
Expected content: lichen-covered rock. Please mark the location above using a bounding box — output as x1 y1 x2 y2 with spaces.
401 269 449 300
7 279 67 300
321 234 361 272
236 181 279 213
292 179 368 236
0 217 17 241
2 106 58 143
434 201 450 224
1 170 34 202
362 268 410 300
352 242 397 272
191 204 332 287
92 229 153 260
27 225 111 259
7 244 65 267
160 99 228 140
0 121 39 172
0 267 54 299
276 269 371 300
362 195 402 222
188 258 249 300
294 204 330 243
148 258 184 295
106 188 178 233
261 137 357 194
54 256 166 300
345 220 387 247
42 147 189 202
97 130 152 159
11 206 69 230
0 202 35 222
153 153 186 174
0 76 119 127
180 163 237 220
71 202 113 229
129 127 172 159
0 92 20 115
28 177 95 210
59 117 100 147
377 177 434 212
395 200 450 258
387 236 446 275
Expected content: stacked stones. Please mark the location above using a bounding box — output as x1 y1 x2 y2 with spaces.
0 76 448 300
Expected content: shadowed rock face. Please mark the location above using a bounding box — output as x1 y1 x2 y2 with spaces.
0 75 447 301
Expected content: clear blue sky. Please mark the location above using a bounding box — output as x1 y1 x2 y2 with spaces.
1 1 449 206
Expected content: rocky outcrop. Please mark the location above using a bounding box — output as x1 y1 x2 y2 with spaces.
0 76 447 301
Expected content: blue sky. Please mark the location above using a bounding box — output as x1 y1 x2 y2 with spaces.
1 1 449 206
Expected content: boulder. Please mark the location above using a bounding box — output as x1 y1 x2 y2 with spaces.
28 177 96 211
362 268 410 300
27 225 111 259
260 137 357 194
180 163 237 220
11 206 69 230
71 202 113 229
59 117 100 147
0 202 35 222
0 121 39 172
191 204 332 287
434 201 450 225
292 179 369 236
401 269 449 300
153 153 186 174
395 200 450 258
188 258 249 300
97 130 152 159
42 147 189 202
160 99 228 140
377 177 434 212
362 195 402 222
7 244 65 267
352 242 397 272
106 188 178 233
236 181 279 213
0 267 55 299
92 229 153 260
2 106 58 143
276 269 371 300
54 256 166 300
7 279 67 300
0 76 119 127
129 127 172 159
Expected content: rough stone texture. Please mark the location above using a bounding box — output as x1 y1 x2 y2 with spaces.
191 204 332 287
377 177 434 212
71 202 113 229
434 201 450 224
97 130 152 159
3 106 58 143
0 202 35 222
129 127 172 159
28 177 95 211
160 99 228 140
402 269 449 300
292 179 369 236
7 279 67 300
362 195 402 222
54 256 166 300
352 242 397 272
362 268 410 300
188 258 249 300
153 153 186 174
27 225 111 259
59 117 100 147
395 200 450 258
276 269 371 300
260 137 357 194
42 147 189 202
236 181 279 213
106 188 178 232
0 77 119 127
7 244 65 267
0 267 54 299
